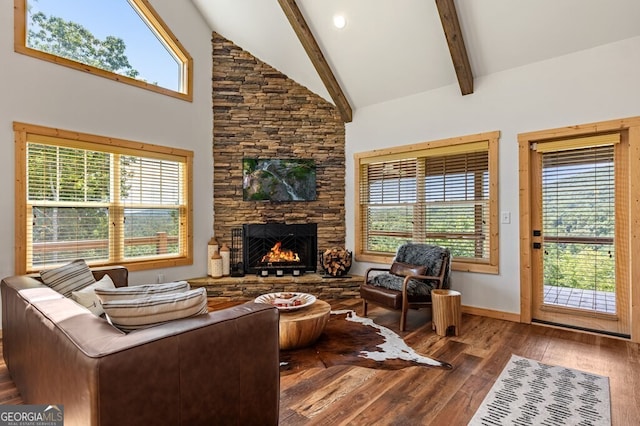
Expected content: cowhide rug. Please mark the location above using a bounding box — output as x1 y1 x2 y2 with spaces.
279 309 452 375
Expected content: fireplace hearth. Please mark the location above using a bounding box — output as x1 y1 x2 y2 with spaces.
243 223 317 276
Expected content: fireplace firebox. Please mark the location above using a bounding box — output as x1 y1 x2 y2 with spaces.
243 223 317 276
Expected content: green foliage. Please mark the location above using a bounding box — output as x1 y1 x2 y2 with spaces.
542 164 615 292
28 11 139 78
124 209 179 238
365 204 486 259
31 206 109 265
125 243 179 258
119 155 137 199
543 244 614 292
28 145 110 202
32 207 109 241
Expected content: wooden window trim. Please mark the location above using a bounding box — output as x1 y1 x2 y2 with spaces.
14 0 193 102
14 121 194 274
354 131 500 274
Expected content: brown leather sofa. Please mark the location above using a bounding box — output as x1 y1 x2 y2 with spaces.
1 266 280 426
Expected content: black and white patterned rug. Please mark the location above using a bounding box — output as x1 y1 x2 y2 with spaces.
469 354 611 426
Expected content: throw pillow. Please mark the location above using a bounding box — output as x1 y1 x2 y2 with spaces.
95 281 190 303
71 274 116 316
40 259 96 298
390 262 427 277
101 287 208 332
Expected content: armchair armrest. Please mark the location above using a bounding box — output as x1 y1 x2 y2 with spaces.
401 273 442 293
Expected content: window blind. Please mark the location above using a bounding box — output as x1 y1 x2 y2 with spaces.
27 143 111 267
423 150 489 260
359 146 490 261
533 133 620 153
119 156 185 261
541 144 616 312
360 159 417 253
26 140 187 270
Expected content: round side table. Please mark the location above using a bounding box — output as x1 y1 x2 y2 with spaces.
279 299 331 350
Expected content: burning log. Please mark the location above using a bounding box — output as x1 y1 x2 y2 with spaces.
320 247 352 277
261 241 300 263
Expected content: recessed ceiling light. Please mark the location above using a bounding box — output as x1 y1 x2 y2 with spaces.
333 14 347 29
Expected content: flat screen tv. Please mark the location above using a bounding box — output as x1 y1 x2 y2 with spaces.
242 158 317 202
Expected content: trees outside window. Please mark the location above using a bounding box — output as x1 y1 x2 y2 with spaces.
15 0 193 101
355 131 500 274
28 11 140 79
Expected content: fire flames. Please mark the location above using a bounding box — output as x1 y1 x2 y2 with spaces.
261 241 300 263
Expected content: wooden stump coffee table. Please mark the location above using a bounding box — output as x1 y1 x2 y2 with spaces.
279 299 331 350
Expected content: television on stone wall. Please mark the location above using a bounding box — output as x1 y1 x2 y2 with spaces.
242 158 317 202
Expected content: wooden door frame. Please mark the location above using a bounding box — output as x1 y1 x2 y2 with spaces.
518 116 640 343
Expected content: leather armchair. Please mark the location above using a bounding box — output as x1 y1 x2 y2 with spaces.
360 243 451 331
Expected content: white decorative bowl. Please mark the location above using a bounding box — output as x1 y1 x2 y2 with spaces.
254 292 316 311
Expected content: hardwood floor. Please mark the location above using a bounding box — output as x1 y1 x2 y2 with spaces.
0 344 22 405
278 298 640 425
2 298 639 425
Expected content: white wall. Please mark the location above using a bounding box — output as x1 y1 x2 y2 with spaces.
0 0 213 288
346 36 640 315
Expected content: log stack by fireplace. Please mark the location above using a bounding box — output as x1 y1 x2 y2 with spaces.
243 223 317 276
319 247 352 277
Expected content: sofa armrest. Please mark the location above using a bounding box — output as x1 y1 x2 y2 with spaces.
91 266 128 288
14 265 129 288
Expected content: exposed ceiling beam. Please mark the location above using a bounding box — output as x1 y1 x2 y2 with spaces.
435 0 474 95
278 0 353 123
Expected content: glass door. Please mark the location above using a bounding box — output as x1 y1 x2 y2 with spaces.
530 135 630 336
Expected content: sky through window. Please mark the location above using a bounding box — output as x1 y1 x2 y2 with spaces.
27 0 180 91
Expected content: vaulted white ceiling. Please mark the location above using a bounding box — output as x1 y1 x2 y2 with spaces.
191 0 640 112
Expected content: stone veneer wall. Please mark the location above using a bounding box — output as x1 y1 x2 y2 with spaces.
211 32 346 270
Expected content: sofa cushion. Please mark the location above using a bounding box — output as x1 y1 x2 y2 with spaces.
71 274 116 316
101 287 208 332
40 259 96 297
95 281 190 302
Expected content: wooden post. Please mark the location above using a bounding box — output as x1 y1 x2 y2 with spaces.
156 232 168 254
431 289 462 337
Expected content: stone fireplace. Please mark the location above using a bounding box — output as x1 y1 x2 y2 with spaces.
243 223 317 276
191 33 355 300
212 33 346 263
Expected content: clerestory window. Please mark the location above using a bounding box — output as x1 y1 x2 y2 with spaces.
14 122 194 274
354 131 500 274
14 0 193 101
